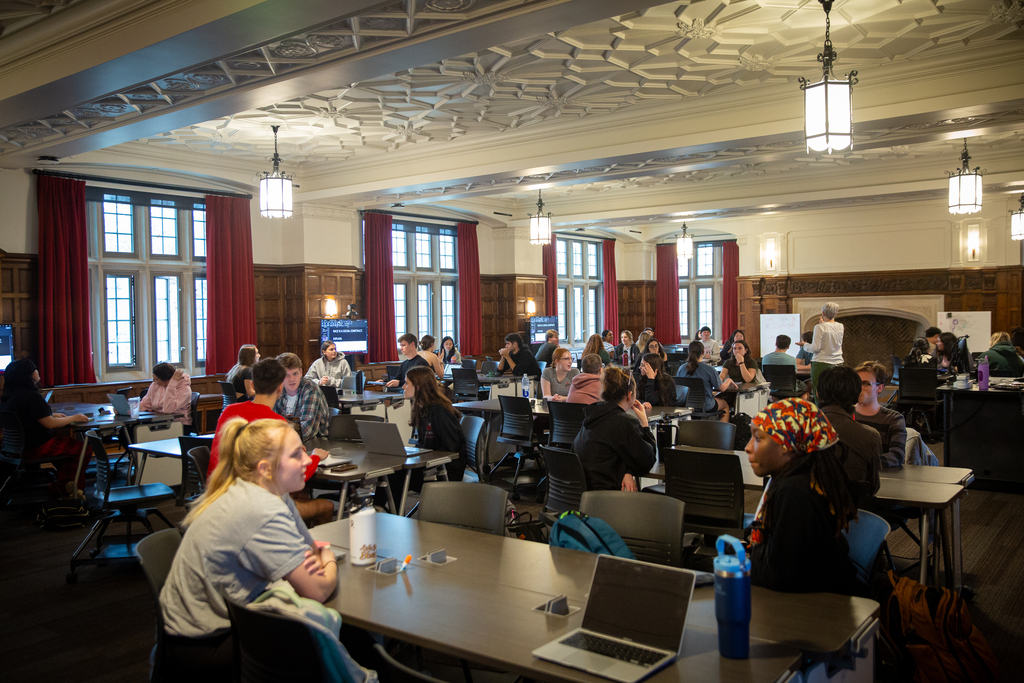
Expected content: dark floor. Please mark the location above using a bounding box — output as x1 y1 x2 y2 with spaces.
1 444 1022 682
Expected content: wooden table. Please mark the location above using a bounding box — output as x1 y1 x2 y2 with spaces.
938 383 1024 485
313 515 879 681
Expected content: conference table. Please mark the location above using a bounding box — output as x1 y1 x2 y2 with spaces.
453 398 694 423
313 514 880 683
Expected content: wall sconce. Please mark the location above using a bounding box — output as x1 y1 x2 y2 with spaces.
324 298 339 317
526 298 537 317
765 237 777 271
966 226 980 262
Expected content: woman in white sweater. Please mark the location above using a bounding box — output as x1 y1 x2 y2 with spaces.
797 301 844 403
305 341 352 387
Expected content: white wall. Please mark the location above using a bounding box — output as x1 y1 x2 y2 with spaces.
0 169 37 254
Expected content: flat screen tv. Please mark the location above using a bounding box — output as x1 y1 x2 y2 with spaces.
0 324 12 371
529 316 559 345
320 319 368 354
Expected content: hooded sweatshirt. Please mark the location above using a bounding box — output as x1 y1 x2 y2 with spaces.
983 341 1024 377
305 354 352 387
572 401 657 491
566 373 602 404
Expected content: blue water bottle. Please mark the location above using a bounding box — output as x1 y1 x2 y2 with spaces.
714 534 751 659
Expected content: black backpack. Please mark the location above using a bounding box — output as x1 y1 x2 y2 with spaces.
730 412 753 451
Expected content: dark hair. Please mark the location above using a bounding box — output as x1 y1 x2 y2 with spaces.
581 353 603 374
398 333 418 347
816 365 862 413
226 344 258 384
801 331 813 344
504 332 525 349
1012 327 1024 357
699 326 711 335
602 329 612 338
583 334 605 358
775 335 791 350
935 332 958 362
854 360 890 386
924 326 942 338
440 336 458 363
600 366 635 404
904 338 933 367
768 446 858 538
1 359 38 401
723 329 745 353
731 340 748 358
405 366 460 426
321 341 337 357
685 340 703 375
640 353 675 406
420 335 435 351
152 363 176 383
646 338 667 361
441 336 455 348
251 358 287 395
276 352 303 372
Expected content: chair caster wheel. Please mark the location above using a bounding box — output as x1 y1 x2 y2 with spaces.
66 571 77 584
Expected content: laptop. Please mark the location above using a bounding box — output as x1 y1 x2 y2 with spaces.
356 421 430 457
533 555 696 683
106 393 132 416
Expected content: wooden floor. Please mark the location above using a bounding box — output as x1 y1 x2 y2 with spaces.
1 448 1022 682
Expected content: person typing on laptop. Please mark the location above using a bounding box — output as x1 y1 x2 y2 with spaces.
385 333 429 388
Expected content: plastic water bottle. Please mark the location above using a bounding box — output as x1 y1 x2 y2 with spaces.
714 534 751 659
977 356 989 391
522 377 531 400
349 498 377 566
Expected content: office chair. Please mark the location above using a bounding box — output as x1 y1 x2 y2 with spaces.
218 381 239 409
546 401 586 448
539 446 586 522
674 377 725 420
896 367 940 438
187 391 200 435
492 395 540 500
460 415 487 483
761 364 804 399
417 482 509 536
135 528 184 682
660 445 753 545
579 490 686 567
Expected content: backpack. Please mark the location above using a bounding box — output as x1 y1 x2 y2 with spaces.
549 511 635 559
35 500 90 531
880 570 999 683
730 412 752 451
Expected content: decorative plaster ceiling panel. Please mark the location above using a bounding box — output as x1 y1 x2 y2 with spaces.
0 0 82 37
134 0 1023 164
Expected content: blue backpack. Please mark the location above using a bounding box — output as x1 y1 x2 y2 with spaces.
549 511 635 559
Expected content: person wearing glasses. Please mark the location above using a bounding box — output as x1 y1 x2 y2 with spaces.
854 361 906 468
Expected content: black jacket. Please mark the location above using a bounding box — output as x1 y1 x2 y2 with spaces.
573 401 657 491
637 374 676 407
498 347 541 377
613 343 640 366
819 405 881 507
415 404 466 461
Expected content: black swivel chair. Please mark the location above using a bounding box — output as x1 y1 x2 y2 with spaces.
116 387 132 398
226 601 331 682
135 528 184 682
374 644 439 683
461 358 477 370
218 381 239 409
674 420 736 450
187 391 201 435
674 376 725 420
492 395 540 500
452 368 483 402
479 360 498 375
539 446 586 523
761 364 804 399
417 482 509 536
579 490 686 567
0 410 72 505
546 401 586 448
460 415 487 483
896 367 940 438
661 445 752 545
327 413 384 441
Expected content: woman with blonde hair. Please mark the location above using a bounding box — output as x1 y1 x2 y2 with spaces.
226 344 259 400
633 331 653 370
582 333 611 365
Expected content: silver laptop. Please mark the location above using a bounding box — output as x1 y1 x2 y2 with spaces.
356 420 430 457
106 393 132 416
533 555 696 683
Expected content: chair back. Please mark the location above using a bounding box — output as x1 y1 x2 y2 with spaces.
842 509 890 585
460 415 487 479
461 359 477 370
674 384 690 405
674 420 736 450
320 385 340 408
899 367 938 401
373 644 436 683
452 368 481 401
479 360 498 374
579 490 685 567
761 364 797 392
218 381 238 408
662 446 744 534
890 354 902 383
0 410 26 458
417 482 508 536
84 429 116 508
186 446 211 491
328 413 384 441
497 395 534 447
135 528 182 681
226 601 328 683
116 387 132 398
674 376 708 412
188 392 200 434
547 401 586 447
540 446 586 515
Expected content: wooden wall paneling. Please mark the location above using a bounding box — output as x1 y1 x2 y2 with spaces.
515 277 547 338
302 265 364 370
0 252 38 361
480 275 517 353
617 280 657 338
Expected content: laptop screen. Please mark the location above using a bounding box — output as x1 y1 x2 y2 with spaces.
582 556 695 652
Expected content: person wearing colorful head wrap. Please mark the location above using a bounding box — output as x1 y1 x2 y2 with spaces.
745 398 859 595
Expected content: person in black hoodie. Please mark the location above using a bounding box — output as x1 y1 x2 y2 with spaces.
573 367 657 492
636 353 676 411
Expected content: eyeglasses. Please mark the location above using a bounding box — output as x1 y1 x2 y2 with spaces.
861 381 880 387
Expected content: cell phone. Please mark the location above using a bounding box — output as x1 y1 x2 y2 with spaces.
328 462 357 474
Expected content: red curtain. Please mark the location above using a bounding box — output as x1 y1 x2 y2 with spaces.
205 195 257 375
457 222 482 356
542 241 557 316
36 175 96 386
602 239 618 338
722 240 740 339
364 213 397 363
654 244 681 345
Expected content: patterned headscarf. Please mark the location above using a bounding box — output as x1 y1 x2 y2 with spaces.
751 398 838 454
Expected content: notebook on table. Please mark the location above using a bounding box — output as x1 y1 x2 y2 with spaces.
532 555 696 683
355 421 430 457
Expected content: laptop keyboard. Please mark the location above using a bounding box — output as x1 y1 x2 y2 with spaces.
561 632 665 667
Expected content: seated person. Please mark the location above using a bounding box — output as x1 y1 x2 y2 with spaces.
1012 327 1024 360
305 341 352 387
720 329 745 363
385 334 430 388
677 340 735 422
933 332 958 372
636 353 676 411
439 336 462 365
642 338 668 365
573 367 656 492
0 359 88 497
226 344 259 400
567 353 604 405
583 334 611 365
601 330 616 355
984 331 1024 377
794 331 814 371
816 365 881 506
746 398 859 595
760 335 807 394
614 330 640 367
273 353 329 441
534 329 559 366
924 326 942 356
496 332 541 378
139 362 192 425
854 361 907 468
720 339 759 385
697 326 721 363
903 337 935 368
541 348 579 402
418 335 445 378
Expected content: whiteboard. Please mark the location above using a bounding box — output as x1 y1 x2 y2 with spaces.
760 314 802 358
937 312 990 347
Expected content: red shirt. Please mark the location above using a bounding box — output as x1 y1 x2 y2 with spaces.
207 401 286 476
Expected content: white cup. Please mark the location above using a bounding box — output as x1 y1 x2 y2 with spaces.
128 397 141 418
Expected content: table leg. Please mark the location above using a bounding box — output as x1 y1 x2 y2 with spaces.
71 438 89 501
397 470 412 517
335 483 349 522
919 509 930 585
933 510 943 587
952 497 963 593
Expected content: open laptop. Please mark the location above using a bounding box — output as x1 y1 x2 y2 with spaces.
106 393 132 416
533 555 696 683
356 421 430 457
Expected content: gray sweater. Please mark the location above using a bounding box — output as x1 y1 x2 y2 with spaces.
305 354 352 387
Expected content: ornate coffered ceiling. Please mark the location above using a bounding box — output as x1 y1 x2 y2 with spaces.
0 0 82 38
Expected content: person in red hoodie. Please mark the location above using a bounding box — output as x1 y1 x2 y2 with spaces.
567 353 604 405
139 363 192 425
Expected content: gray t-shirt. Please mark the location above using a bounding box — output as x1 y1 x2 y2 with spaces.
542 366 580 397
160 479 316 638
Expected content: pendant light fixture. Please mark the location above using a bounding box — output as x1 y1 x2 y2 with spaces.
798 0 857 154
528 189 552 245
259 125 293 218
1011 194 1024 241
947 139 983 215
676 223 693 260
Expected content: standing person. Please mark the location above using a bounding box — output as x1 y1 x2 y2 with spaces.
582 333 611 365
534 329 559 366
697 327 721 363
496 333 541 378
676 340 735 422
385 334 429 388
226 344 259 400
567 354 603 405
417 335 445 378
854 361 907 468
815 365 881 506
719 329 746 363
796 302 844 401
573 367 656 492
0 359 89 497
439 336 461 365
720 339 760 384
933 332 958 371
273 353 329 441
601 330 616 355
745 398 859 595
305 341 352 388
139 363 193 426
541 348 580 401
795 331 814 371
636 353 676 411
614 331 640 367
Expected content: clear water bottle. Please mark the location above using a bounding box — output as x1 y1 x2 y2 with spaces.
977 356 989 391
522 376 531 399
714 534 751 659
349 497 377 566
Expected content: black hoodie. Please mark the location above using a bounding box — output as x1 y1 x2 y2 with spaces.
572 401 657 491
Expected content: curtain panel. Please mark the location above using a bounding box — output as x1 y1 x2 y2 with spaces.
722 240 739 339
36 175 97 385
602 240 618 338
542 241 557 317
205 195 257 375
456 222 482 356
654 244 681 345
364 213 398 363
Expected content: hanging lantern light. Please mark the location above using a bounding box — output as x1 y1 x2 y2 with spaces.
947 139 983 215
259 125 293 218
528 189 552 245
1011 194 1024 241
676 223 693 260
798 0 857 154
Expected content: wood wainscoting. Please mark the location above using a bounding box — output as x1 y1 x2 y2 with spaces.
617 280 657 338
481 275 546 352
0 251 37 362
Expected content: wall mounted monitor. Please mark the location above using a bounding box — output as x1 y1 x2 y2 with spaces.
0 325 12 371
529 316 559 345
320 319 368 354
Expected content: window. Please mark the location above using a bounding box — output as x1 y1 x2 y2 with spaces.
678 253 689 279
154 275 180 363
392 230 407 268
556 237 603 344
415 233 431 269
698 287 714 332
105 274 135 366
195 277 207 362
103 198 134 254
150 203 178 256
388 221 457 341
678 242 723 342
394 284 407 337
417 283 432 336
441 285 455 340
697 244 714 277
192 207 206 258
679 289 689 339
439 235 455 271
